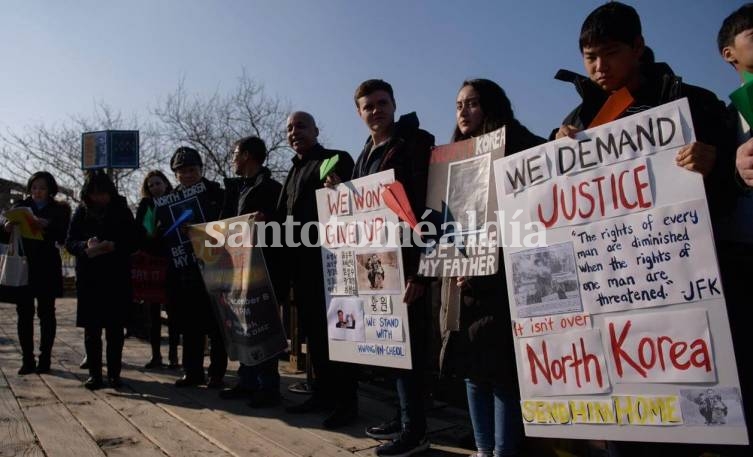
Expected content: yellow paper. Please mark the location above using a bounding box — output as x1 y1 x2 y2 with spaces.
3 207 43 240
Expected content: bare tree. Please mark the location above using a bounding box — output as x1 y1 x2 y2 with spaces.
0 102 166 205
154 72 292 182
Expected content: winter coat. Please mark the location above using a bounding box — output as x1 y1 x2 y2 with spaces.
352 112 435 280
222 167 282 219
439 123 545 389
66 195 138 328
2 198 70 298
275 144 354 307
553 62 737 222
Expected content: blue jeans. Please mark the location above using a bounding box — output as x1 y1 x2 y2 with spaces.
465 379 522 456
238 357 280 393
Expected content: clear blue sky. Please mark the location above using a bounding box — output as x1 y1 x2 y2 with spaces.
0 0 746 166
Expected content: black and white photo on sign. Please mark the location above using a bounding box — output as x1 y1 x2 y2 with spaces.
327 297 365 342
510 242 582 318
354 249 401 295
444 155 490 234
169 197 206 245
679 387 746 426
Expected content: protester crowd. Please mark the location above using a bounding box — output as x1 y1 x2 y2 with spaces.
2 3 753 456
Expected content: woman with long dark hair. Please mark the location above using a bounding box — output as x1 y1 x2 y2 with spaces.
2 171 70 374
441 79 545 457
66 172 138 389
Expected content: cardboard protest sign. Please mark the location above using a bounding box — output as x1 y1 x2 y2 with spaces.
316 170 412 369
153 181 214 271
494 99 748 445
418 127 505 277
187 215 287 366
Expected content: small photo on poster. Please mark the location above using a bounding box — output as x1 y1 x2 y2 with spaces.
355 249 402 295
679 387 746 426
510 243 582 318
444 155 490 234
327 297 365 342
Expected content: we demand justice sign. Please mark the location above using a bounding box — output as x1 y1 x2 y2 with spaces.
494 99 748 445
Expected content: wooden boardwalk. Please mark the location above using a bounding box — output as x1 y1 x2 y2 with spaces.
0 299 475 457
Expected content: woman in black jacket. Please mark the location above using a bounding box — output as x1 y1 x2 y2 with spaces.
134 170 180 369
2 171 70 374
440 79 545 457
66 172 138 389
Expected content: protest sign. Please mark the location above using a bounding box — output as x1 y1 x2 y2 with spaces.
316 170 412 369
187 215 287 366
153 181 215 271
494 99 748 445
418 127 505 277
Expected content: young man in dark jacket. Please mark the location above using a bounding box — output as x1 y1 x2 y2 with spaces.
218 135 283 407
351 79 434 457
717 4 753 452
165 147 228 388
553 1 736 224
275 111 357 429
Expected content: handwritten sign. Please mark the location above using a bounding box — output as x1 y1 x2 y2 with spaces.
418 128 505 277
316 170 412 369
495 99 748 445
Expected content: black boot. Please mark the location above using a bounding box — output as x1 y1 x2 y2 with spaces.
18 358 36 375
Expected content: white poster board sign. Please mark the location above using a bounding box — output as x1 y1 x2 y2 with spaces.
316 170 412 369
494 99 748 445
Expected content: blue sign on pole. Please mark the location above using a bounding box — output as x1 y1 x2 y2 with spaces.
81 130 139 169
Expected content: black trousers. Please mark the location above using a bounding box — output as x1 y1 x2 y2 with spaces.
16 295 56 364
84 326 124 379
148 302 179 362
171 280 227 380
295 267 358 410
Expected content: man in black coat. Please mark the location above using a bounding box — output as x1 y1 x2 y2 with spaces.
218 135 283 408
164 147 228 388
276 111 357 429
351 79 434 457
552 2 736 223
717 5 753 453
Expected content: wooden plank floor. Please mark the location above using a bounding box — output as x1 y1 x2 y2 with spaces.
0 299 474 457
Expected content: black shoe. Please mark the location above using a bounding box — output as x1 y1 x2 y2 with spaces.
79 357 89 369
36 360 51 374
323 406 358 430
375 432 429 456
18 361 36 375
248 390 281 408
174 375 204 388
206 376 224 389
84 376 105 390
144 358 163 369
108 377 123 388
366 418 402 440
219 384 255 400
168 362 181 370
285 395 326 414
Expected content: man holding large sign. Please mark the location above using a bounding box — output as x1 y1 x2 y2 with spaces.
155 147 227 388
494 1 746 448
